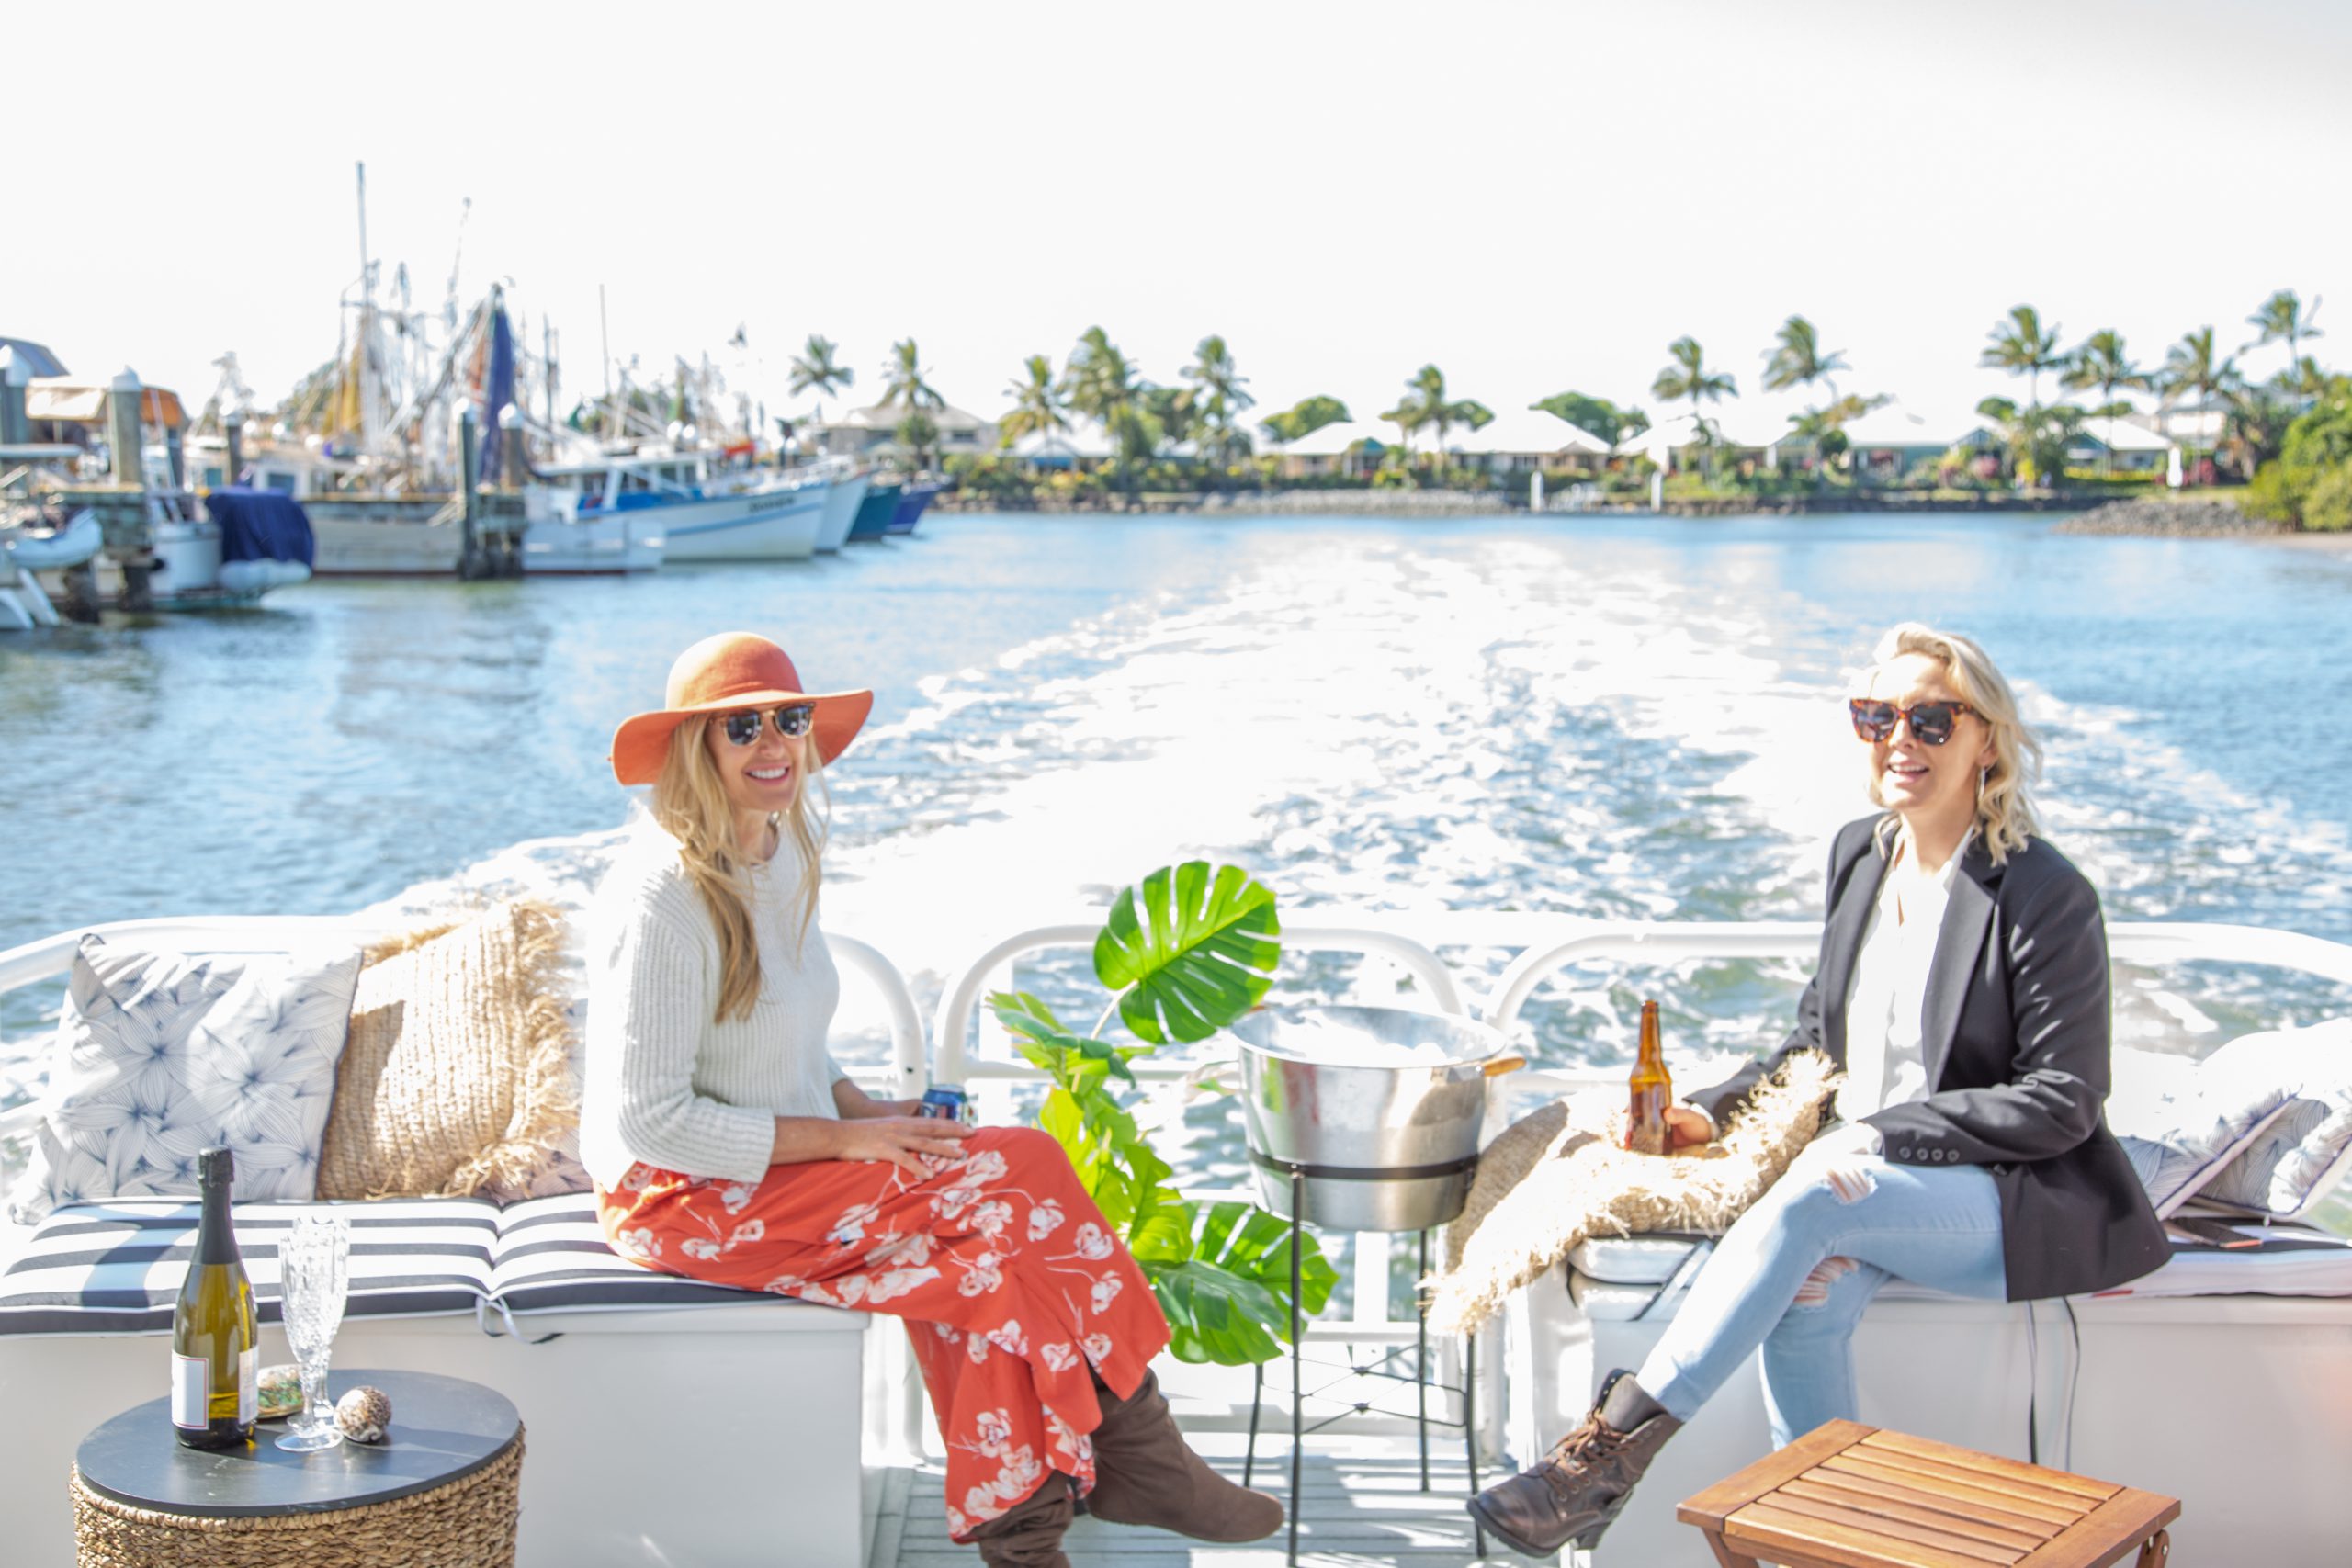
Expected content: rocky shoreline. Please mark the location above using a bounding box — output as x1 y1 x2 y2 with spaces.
2054 494 2291 537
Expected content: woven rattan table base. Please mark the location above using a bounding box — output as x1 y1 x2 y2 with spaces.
70 1427 523 1568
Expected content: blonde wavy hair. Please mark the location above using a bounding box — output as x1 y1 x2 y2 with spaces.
650 713 829 1023
1860 622 2042 865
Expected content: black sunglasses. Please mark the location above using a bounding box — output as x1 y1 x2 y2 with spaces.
720 704 816 747
1849 697 1976 746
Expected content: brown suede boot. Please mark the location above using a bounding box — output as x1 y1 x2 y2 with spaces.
970 1472 1073 1567
1466 1370 1682 1558
1082 1369 1284 1542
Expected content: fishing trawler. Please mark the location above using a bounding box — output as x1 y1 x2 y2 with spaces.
539 449 830 562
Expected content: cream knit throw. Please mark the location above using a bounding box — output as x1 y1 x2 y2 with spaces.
1425 1051 1841 1335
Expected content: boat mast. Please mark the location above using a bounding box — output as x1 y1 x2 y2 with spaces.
355 161 379 462
599 282 615 438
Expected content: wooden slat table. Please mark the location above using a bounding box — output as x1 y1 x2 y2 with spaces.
1678 1420 2178 1568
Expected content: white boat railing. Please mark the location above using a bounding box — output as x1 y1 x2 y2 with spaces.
10 910 2350 1458
0 917 927 1150
924 914 2352 1344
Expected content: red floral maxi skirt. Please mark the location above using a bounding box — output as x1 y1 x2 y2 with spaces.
594 1126 1170 1540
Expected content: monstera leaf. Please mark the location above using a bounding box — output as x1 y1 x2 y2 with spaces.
1093 862 1281 1044
1140 1201 1337 1365
991 990 1137 1086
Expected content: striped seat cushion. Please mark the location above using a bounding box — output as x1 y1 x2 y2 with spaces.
491 1192 802 1316
0 1197 496 1336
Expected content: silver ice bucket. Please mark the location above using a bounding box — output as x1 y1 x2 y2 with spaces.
1232 1005 1522 1234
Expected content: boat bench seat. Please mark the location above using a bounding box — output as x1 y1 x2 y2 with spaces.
0 1190 877 1567
0 1190 823 1337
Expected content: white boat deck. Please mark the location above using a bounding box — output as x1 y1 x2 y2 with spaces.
869 1436 1510 1567
866 1346 1520 1568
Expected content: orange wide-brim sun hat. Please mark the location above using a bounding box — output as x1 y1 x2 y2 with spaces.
609 631 875 787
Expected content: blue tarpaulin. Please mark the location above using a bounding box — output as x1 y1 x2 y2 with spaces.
204 487 315 567
479 299 515 486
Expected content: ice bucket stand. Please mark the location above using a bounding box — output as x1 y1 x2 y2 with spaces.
1240 1156 1489 1566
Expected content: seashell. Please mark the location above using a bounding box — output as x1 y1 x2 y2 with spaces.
334 1385 393 1443
257 1364 304 1421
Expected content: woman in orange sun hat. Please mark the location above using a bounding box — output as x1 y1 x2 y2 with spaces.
582 631 1281 1566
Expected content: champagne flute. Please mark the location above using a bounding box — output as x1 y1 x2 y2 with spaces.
275 1213 350 1452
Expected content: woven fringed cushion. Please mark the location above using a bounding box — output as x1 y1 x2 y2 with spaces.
1424 1049 1840 1335
316 900 578 1201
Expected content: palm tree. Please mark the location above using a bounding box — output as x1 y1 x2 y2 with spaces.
1761 316 1849 399
882 338 944 412
1651 338 1737 474
1143 385 1200 457
1979 305 2064 406
2221 383 2297 482
2161 326 2239 406
1260 396 1350 448
895 409 940 473
2278 355 2333 399
2245 288 2323 375
1380 365 1494 469
1532 392 1647 446
787 334 854 425
2160 326 2243 484
1182 335 1253 467
1059 327 1153 489
1976 396 2086 489
2061 331 2152 475
1785 392 1889 468
1059 327 1138 424
997 355 1069 453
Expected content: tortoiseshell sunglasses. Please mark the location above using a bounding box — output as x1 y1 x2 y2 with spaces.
1848 697 1976 746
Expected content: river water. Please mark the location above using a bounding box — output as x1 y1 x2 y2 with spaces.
5 513 2350 1195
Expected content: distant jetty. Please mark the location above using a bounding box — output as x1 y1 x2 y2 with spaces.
2054 494 2290 537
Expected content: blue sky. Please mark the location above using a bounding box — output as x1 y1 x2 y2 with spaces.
9 0 2346 439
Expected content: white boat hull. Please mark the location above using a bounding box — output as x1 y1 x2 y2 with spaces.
32 518 309 607
521 513 665 574
814 473 870 553
657 479 828 562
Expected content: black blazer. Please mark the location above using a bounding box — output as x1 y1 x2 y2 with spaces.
1687 815 2168 1302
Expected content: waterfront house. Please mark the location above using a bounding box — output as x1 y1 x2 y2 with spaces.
1005 418 1116 471
811 401 1000 462
1272 419 1390 479
1834 406 2002 483
1435 409 1615 474
2069 417 2177 474
1617 413 1783 475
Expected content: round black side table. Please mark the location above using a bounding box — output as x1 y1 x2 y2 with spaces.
70 1369 524 1568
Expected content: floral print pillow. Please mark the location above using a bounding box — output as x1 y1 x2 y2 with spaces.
6 936 364 1224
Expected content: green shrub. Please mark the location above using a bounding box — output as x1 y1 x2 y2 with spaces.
2246 390 2352 528
2305 462 2352 533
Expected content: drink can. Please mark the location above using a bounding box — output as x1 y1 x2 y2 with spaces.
919 1085 973 1125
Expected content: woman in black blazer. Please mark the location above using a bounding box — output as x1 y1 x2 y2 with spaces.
1472 624 2168 1560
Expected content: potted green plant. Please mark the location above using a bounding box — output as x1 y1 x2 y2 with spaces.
988 861 1336 1365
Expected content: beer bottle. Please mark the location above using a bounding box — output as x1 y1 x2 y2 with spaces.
1624 998 1673 1156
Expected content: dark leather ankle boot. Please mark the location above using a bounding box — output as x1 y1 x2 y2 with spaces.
1084 1369 1283 1542
971 1472 1072 1567
1467 1370 1683 1557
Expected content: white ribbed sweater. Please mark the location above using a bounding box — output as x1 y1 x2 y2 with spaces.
580 827 844 1189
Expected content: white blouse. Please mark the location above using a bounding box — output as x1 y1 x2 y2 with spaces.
1837 834 1965 1122
579 826 847 1190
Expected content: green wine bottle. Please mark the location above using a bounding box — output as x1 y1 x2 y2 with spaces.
171 1146 256 1450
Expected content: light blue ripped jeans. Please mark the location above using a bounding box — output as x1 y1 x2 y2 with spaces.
1634 1146 2007 1448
